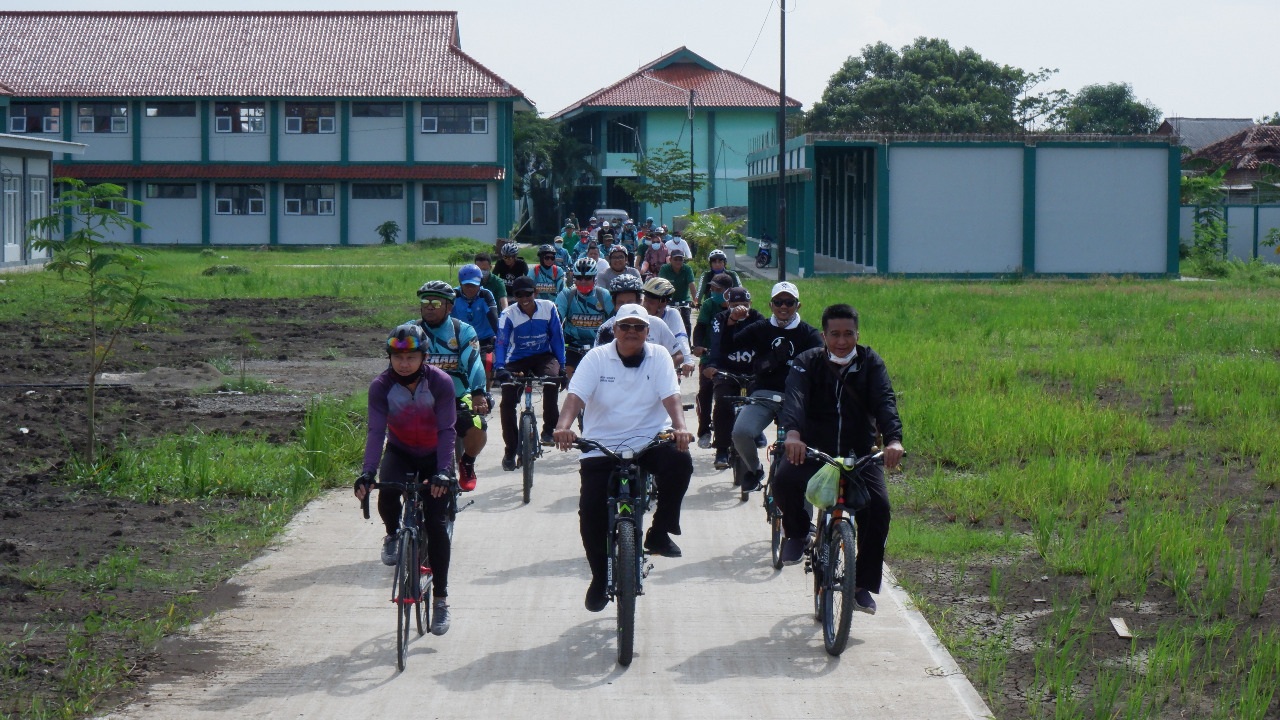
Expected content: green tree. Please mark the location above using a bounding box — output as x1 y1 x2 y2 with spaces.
679 212 745 267
1052 83 1161 134
617 142 707 223
1180 165 1229 267
27 179 178 465
1258 112 1280 126
805 38 1065 133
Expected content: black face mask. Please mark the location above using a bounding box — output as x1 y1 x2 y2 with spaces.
391 364 421 386
620 345 646 368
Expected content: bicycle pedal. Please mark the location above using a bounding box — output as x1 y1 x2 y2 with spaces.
803 559 814 574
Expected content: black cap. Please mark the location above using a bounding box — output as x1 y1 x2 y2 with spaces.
511 276 536 293
724 287 751 303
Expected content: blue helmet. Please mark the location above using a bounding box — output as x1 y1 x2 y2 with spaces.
458 263 483 286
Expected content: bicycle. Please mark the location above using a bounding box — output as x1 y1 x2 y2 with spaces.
715 371 782 502
501 374 559 504
359 475 471 671
571 431 673 666
795 446 884 656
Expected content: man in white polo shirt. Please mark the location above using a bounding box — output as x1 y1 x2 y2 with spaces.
553 304 694 612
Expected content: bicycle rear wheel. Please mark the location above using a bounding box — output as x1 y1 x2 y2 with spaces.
519 413 536 504
614 519 638 666
395 534 414 671
821 520 858 656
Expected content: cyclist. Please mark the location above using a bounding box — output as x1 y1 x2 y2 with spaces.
552 304 694 612
473 252 509 311
560 223 580 255
659 248 696 334
495 242 530 298
705 286 762 469
529 244 565 301
775 303 904 614
640 277 695 378
597 245 641 292
691 272 737 449
494 275 567 468
354 324 458 635
639 232 668 278
664 230 692 261
552 236 573 272
594 274 684 364
452 264 499 380
719 281 822 492
411 281 490 492
556 258 614 378
696 249 741 305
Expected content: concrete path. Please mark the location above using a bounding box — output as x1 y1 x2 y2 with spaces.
101 384 992 720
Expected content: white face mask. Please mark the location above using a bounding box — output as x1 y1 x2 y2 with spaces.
828 349 857 366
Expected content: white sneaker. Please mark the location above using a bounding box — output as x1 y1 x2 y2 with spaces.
430 599 451 636
697 433 712 449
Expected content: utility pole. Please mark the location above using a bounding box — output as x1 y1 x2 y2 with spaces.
777 0 787 280
638 73 697 221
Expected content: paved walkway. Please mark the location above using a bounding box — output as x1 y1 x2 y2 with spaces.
100 382 992 720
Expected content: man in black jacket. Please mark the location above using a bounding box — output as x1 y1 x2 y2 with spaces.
719 281 823 492
775 303 904 615
703 286 763 469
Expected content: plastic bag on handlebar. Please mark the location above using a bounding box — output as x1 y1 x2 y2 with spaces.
804 463 840 509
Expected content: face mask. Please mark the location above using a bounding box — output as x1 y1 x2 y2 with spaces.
828 349 856 366
391 363 421 384
575 280 595 294
651 242 661 249
711 292 724 303
481 270 491 279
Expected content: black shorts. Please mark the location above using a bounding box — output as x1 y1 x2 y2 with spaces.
454 395 488 436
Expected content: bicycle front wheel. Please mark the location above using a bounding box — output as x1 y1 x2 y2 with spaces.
821 520 858 656
614 519 638 666
519 413 535 504
395 534 415 671
415 530 429 637
768 501 784 570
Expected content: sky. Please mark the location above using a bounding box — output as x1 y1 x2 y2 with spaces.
19 0 1278 121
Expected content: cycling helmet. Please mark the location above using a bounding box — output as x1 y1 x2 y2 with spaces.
417 280 456 302
708 249 728 263
458 264 483 286
642 277 675 299
500 242 520 257
386 324 427 355
609 274 644 296
572 257 599 277
607 245 629 258
537 243 556 258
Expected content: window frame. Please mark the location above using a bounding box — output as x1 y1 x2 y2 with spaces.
8 103 61 134
282 183 336 216
351 102 404 118
145 183 198 200
77 102 129 134
421 185 486 225
145 101 197 118
284 102 337 135
351 183 405 200
214 183 267 215
213 102 266 134
419 103 488 134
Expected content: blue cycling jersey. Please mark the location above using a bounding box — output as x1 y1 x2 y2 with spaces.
451 287 497 341
494 299 567 369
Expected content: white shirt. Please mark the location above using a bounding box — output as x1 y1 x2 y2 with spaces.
655 306 693 367
665 237 692 258
568 341 681 457
594 317 681 358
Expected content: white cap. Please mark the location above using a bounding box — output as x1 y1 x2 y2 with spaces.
771 281 800 299
602 221 611 228
613 303 650 325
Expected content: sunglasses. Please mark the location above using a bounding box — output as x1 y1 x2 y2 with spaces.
419 298 447 308
513 290 535 298
643 293 669 303
771 297 797 307
574 275 594 281
616 322 648 332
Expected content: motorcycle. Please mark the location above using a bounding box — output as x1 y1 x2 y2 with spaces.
755 238 773 269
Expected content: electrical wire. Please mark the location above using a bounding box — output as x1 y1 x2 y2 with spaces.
739 0 776 74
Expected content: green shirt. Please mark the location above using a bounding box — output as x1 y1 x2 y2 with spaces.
481 272 506 304
694 293 726 365
659 263 696 302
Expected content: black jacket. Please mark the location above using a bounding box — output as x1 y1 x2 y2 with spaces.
778 345 903 458
720 315 823 393
706 307 763 375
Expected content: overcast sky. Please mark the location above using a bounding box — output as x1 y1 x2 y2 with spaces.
26 0 1278 121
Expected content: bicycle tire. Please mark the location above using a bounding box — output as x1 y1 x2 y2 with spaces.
615 519 638 666
756 254 768 269
822 520 857 656
730 450 743 487
768 498 784 570
519 413 535 504
395 534 414 671
415 529 429 637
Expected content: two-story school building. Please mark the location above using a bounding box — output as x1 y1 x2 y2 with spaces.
0 11 532 246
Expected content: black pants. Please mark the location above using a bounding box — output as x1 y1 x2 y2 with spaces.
711 375 746 450
695 372 714 437
578 444 692 582
773 456 890 594
376 447 454 598
500 353 561 455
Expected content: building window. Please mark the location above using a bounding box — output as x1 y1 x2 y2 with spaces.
145 102 197 117
146 183 197 199
283 184 335 215
607 113 641 153
284 102 336 134
28 178 48 238
2 178 19 247
214 102 266 133
8 103 60 134
83 183 131 214
77 103 128 133
214 184 266 215
351 183 404 200
352 102 404 118
422 185 486 225
420 103 487 134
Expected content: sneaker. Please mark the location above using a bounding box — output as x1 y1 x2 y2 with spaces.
501 453 517 472
540 428 555 446
740 468 763 493
853 589 877 615
780 536 806 565
458 461 477 492
643 529 682 558
584 579 608 612
380 535 398 566
713 449 730 470
697 433 712 450
430 599 451 635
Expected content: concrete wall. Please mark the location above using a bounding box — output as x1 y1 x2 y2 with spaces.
277 209 341 245
1259 207 1280 264
1225 207 1256 261
140 116 200 162
349 115 406 162
414 102 497 163
708 110 774 208
209 212 270 245
415 183 497 242
348 193 405 245
141 187 202 245
206 103 271 162
887 146 1023 274
1035 148 1169 274
279 119 341 163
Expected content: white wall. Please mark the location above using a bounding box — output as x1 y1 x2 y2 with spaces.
1035 148 1168 274
1225 206 1256 261
142 192 202 245
414 103 497 163
348 195 405 245
350 117 407 162
279 123 341 163
210 214 270 245
887 146 1024 274
140 117 200 162
1259 208 1280 264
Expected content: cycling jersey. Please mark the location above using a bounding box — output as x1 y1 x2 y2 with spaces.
362 364 457 476
496 257 529 295
494 299 566 370
451 287 498 341
555 286 613 350
528 263 564 301
407 317 486 397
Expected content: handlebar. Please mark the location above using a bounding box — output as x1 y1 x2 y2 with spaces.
499 374 561 388
714 370 754 386
357 478 457 519
571 430 674 463
781 445 887 474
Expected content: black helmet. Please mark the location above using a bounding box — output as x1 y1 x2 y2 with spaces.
416 280 455 302
609 274 644 296
537 243 556 258
386 324 427 355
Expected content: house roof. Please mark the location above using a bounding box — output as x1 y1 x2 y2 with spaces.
1154 117 1255 152
52 163 504 182
1184 125 1280 173
551 46 800 120
0 82 12 96
0 12 528 103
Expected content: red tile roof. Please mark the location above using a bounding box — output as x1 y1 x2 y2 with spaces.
0 82 12 96
552 46 800 119
52 163 505 182
0 12 526 101
1186 125 1280 172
